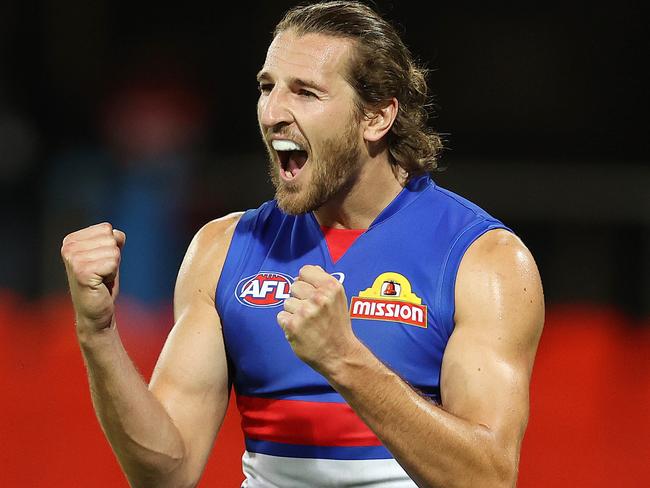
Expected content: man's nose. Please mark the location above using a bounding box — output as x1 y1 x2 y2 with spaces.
258 87 294 128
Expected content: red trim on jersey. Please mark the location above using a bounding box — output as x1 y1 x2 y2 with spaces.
237 395 382 447
320 226 365 263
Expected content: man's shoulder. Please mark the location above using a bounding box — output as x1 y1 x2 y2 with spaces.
190 200 280 260
459 228 541 307
186 212 247 267
175 212 248 306
429 182 500 224
412 182 508 245
464 228 529 264
198 212 246 244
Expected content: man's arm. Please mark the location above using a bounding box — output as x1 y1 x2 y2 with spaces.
61 215 241 488
279 229 544 488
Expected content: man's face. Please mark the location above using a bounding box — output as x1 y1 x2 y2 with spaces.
257 30 364 215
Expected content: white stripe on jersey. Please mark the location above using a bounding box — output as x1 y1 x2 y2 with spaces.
240 450 417 487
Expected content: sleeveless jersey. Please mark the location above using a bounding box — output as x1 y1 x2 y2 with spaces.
215 175 509 487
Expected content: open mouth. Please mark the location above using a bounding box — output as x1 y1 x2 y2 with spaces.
272 140 308 180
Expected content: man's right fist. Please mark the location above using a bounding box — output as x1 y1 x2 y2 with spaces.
61 223 126 334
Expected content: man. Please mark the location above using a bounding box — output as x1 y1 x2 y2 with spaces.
61 2 544 487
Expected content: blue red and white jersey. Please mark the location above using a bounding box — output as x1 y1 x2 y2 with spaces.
215 175 509 487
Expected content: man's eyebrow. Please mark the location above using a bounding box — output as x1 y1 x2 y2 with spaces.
256 71 327 93
292 77 327 93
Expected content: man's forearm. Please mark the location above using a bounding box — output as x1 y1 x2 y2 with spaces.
78 323 188 488
326 343 515 488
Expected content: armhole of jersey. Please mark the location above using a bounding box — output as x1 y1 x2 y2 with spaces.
435 219 512 339
214 205 266 317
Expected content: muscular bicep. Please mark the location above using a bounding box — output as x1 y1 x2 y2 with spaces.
149 307 229 477
148 215 241 479
441 229 544 454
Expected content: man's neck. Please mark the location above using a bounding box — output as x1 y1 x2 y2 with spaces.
314 157 405 230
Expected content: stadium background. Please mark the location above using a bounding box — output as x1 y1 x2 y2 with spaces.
1 1 647 486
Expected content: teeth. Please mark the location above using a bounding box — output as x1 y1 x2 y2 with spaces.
272 140 303 151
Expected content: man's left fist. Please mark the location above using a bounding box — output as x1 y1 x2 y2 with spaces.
277 265 360 376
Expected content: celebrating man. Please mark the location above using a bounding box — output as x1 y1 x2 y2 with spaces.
62 2 544 486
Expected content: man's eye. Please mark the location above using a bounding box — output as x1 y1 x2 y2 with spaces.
298 89 317 98
258 83 273 93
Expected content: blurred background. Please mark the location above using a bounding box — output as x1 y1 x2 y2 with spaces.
0 0 647 486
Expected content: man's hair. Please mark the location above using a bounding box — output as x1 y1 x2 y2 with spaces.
274 1 443 177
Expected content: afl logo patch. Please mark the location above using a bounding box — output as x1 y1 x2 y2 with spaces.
235 272 293 308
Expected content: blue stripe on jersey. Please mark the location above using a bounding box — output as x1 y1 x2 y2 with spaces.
244 438 394 460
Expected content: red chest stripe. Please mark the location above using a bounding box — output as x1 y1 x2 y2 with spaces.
236 395 382 447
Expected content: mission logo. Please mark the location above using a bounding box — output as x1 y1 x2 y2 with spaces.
350 272 428 328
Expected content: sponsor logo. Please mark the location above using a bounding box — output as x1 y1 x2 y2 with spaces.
235 270 346 308
236 272 293 308
350 272 427 328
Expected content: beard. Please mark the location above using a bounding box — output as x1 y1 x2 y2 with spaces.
265 120 363 215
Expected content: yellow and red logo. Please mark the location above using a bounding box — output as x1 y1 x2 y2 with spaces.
350 272 427 328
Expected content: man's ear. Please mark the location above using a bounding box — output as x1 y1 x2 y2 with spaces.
363 97 399 142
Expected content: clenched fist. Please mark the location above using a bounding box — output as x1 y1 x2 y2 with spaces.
277 265 361 377
61 223 126 336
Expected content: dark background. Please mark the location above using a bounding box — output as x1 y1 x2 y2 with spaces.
1 0 647 316
1 2 648 487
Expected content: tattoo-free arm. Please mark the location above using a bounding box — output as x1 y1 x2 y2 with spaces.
76 215 240 488
324 229 544 488
146 214 242 487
